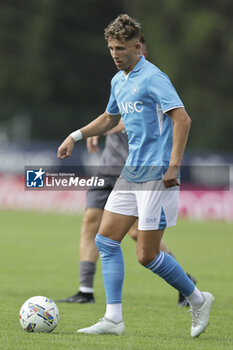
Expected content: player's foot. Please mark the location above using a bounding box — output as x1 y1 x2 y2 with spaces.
56 291 95 303
77 317 125 335
190 292 215 337
178 273 197 307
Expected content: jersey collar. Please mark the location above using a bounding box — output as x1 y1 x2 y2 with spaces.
121 56 147 80
132 55 147 72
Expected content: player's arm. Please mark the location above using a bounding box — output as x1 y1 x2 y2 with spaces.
86 119 125 153
105 119 125 135
163 107 191 188
57 111 121 159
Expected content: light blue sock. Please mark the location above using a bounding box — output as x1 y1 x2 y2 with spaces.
146 251 195 296
95 233 124 304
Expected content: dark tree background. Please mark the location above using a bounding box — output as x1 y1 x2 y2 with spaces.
128 0 233 151
0 0 232 151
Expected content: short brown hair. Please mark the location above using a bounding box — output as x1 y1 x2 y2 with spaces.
104 14 141 42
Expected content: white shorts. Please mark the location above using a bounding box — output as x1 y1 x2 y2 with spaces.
104 177 180 231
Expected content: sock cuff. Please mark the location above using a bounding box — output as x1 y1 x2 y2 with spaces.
95 233 121 247
146 251 165 271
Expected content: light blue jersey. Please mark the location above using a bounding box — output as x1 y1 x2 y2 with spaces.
106 55 184 182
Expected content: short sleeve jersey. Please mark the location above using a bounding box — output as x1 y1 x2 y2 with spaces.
106 55 184 182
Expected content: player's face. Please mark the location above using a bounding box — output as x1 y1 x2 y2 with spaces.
108 38 140 74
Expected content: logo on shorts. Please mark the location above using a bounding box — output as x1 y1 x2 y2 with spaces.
146 217 157 223
26 168 45 188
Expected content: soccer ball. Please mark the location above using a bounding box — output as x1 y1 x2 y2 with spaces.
19 296 59 333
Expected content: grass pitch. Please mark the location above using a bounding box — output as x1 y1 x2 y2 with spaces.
0 210 232 350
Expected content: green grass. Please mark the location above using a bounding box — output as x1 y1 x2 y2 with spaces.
0 210 232 350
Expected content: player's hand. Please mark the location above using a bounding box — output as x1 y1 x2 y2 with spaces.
57 136 75 159
86 136 99 153
163 166 180 188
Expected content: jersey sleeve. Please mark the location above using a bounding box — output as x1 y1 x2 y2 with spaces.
148 71 184 113
106 79 120 115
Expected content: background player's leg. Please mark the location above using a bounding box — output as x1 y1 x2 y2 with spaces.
79 208 102 262
160 240 171 254
78 208 103 300
127 220 138 240
56 207 103 303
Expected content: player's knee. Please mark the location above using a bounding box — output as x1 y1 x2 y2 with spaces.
137 249 158 267
83 208 101 226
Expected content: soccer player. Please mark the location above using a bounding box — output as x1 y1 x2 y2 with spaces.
56 35 196 307
57 14 214 337
57 126 195 307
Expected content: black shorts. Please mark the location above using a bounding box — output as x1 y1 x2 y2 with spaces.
85 175 119 210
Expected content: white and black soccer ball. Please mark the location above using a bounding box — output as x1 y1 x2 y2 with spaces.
19 296 59 333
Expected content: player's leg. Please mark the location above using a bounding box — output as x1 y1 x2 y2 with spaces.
97 209 137 320
78 210 137 335
159 239 197 307
127 220 138 240
136 184 214 337
160 240 171 254
56 181 113 303
79 208 102 263
77 207 103 301
137 229 214 337
137 228 198 294
127 219 169 249
77 189 138 335
77 177 119 301
128 217 197 307
56 207 102 303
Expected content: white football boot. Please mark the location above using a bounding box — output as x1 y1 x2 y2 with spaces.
190 292 215 337
77 317 125 335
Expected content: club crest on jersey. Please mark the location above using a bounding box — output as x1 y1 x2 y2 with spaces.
117 101 144 114
131 86 139 94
